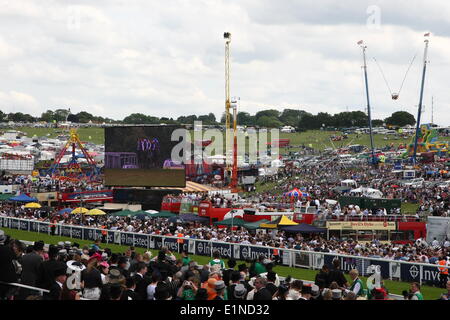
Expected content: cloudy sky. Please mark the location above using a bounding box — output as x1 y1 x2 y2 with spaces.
0 0 449 124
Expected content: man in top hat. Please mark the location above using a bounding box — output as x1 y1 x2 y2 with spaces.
48 266 67 300
299 284 312 300
37 245 67 293
19 240 44 299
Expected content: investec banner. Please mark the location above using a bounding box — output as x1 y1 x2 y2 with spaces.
400 263 441 287
324 255 390 278
326 221 396 230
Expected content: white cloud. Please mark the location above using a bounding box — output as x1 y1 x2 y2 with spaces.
0 0 448 125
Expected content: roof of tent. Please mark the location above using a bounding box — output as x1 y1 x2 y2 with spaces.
242 219 270 230
9 193 38 202
280 224 327 233
214 217 246 227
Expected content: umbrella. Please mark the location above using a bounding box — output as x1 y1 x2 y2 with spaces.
24 202 41 209
214 217 246 227
146 211 176 218
243 219 270 230
9 193 38 202
284 188 309 197
71 207 89 214
130 210 155 220
58 208 73 214
111 210 134 217
85 209 106 216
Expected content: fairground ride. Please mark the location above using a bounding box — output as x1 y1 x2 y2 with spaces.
46 128 100 181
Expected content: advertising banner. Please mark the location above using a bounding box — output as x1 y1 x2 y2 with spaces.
38 222 49 233
421 264 441 286
212 242 232 259
70 227 83 239
19 220 29 231
10 218 20 230
120 232 134 247
30 221 39 232
400 263 422 283
134 233 150 249
60 225 72 238
195 241 212 257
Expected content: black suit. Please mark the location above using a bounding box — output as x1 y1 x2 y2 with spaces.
48 281 63 300
254 287 273 300
0 245 18 299
37 260 66 291
133 273 150 300
122 289 140 300
20 251 43 299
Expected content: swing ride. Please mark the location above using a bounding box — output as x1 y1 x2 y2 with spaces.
358 32 446 164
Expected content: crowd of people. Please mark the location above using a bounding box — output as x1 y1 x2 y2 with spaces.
0 229 448 301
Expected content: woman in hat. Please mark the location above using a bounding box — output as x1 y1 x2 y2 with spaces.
81 256 103 300
99 261 110 285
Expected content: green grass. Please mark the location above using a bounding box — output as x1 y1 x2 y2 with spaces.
401 202 420 214
1 227 445 300
11 127 105 145
6 127 449 152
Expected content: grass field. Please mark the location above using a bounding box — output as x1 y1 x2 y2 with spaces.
1 227 445 299
9 126 445 152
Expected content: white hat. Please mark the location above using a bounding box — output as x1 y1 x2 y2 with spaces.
331 289 342 299
66 260 86 272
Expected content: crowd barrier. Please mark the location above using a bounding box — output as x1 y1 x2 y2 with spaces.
0 216 446 288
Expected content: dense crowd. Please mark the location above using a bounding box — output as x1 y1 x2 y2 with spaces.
0 231 449 301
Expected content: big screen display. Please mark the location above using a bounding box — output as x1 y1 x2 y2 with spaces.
104 125 186 187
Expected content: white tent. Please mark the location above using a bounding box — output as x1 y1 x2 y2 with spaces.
350 187 383 199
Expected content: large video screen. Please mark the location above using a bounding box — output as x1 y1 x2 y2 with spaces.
104 125 186 187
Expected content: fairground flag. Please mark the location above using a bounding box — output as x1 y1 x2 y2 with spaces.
424 32 430 37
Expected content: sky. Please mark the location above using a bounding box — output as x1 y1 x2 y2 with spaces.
0 0 449 125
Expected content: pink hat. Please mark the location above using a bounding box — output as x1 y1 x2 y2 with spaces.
89 252 103 262
99 261 110 268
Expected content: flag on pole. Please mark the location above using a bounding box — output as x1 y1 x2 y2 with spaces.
357 40 364 45
424 32 430 37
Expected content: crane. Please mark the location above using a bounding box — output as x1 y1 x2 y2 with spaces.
224 32 239 191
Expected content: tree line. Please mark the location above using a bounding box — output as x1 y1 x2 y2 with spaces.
0 108 416 129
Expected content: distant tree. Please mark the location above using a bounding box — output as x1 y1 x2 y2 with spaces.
9 112 35 122
279 109 309 127
256 115 283 128
123 113 160 124
40 110 55 122
76 111 95 123
298 113 320 130
255 109 280 120
236 112 255 126
67 114 79 123
372 119 384 127
385 111 415 127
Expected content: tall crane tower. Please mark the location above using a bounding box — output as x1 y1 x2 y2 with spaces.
224 32 239 191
